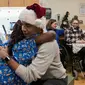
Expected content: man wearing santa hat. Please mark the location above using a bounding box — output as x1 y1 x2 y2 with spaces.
0 3 67 85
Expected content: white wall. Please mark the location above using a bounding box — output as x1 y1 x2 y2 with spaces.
40 0 85 24
0 7 24 34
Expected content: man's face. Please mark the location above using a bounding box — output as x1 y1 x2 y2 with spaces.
22 25 37 37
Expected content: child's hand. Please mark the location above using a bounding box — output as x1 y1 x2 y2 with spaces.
0 46 9 59
36 31 56 45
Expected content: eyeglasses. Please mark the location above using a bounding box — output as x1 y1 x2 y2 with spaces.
73 23 79 24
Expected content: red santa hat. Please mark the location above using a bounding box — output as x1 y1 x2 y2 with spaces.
19 3 47 32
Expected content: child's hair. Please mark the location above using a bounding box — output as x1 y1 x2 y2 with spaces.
8 20 43 56
8 20 25 56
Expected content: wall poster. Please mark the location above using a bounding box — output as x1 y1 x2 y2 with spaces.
80 3 85 15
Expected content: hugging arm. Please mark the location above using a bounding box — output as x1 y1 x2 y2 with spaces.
35 31 56 45
0 41 57 84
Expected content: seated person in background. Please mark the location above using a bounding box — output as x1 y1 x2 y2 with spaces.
46 19 67 66
64 18 85 71
0 19 55 85
46 19 64 47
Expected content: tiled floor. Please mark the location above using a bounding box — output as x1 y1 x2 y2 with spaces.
74 72 85 85
74 80 85 85
66 61 85 85
67 71 85 85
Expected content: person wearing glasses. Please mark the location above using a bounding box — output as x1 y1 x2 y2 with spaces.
65 19 85 71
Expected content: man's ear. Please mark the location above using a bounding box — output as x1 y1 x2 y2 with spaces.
38 28 43 34
40 29 43 34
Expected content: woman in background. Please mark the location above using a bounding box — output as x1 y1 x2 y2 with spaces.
65 19 85 71
46 19 64 47
46 19 67 66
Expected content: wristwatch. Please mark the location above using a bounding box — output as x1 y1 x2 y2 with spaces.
3 56 11 63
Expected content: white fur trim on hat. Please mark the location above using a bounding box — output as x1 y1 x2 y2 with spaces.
19 9 37 25
19 9 47 32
